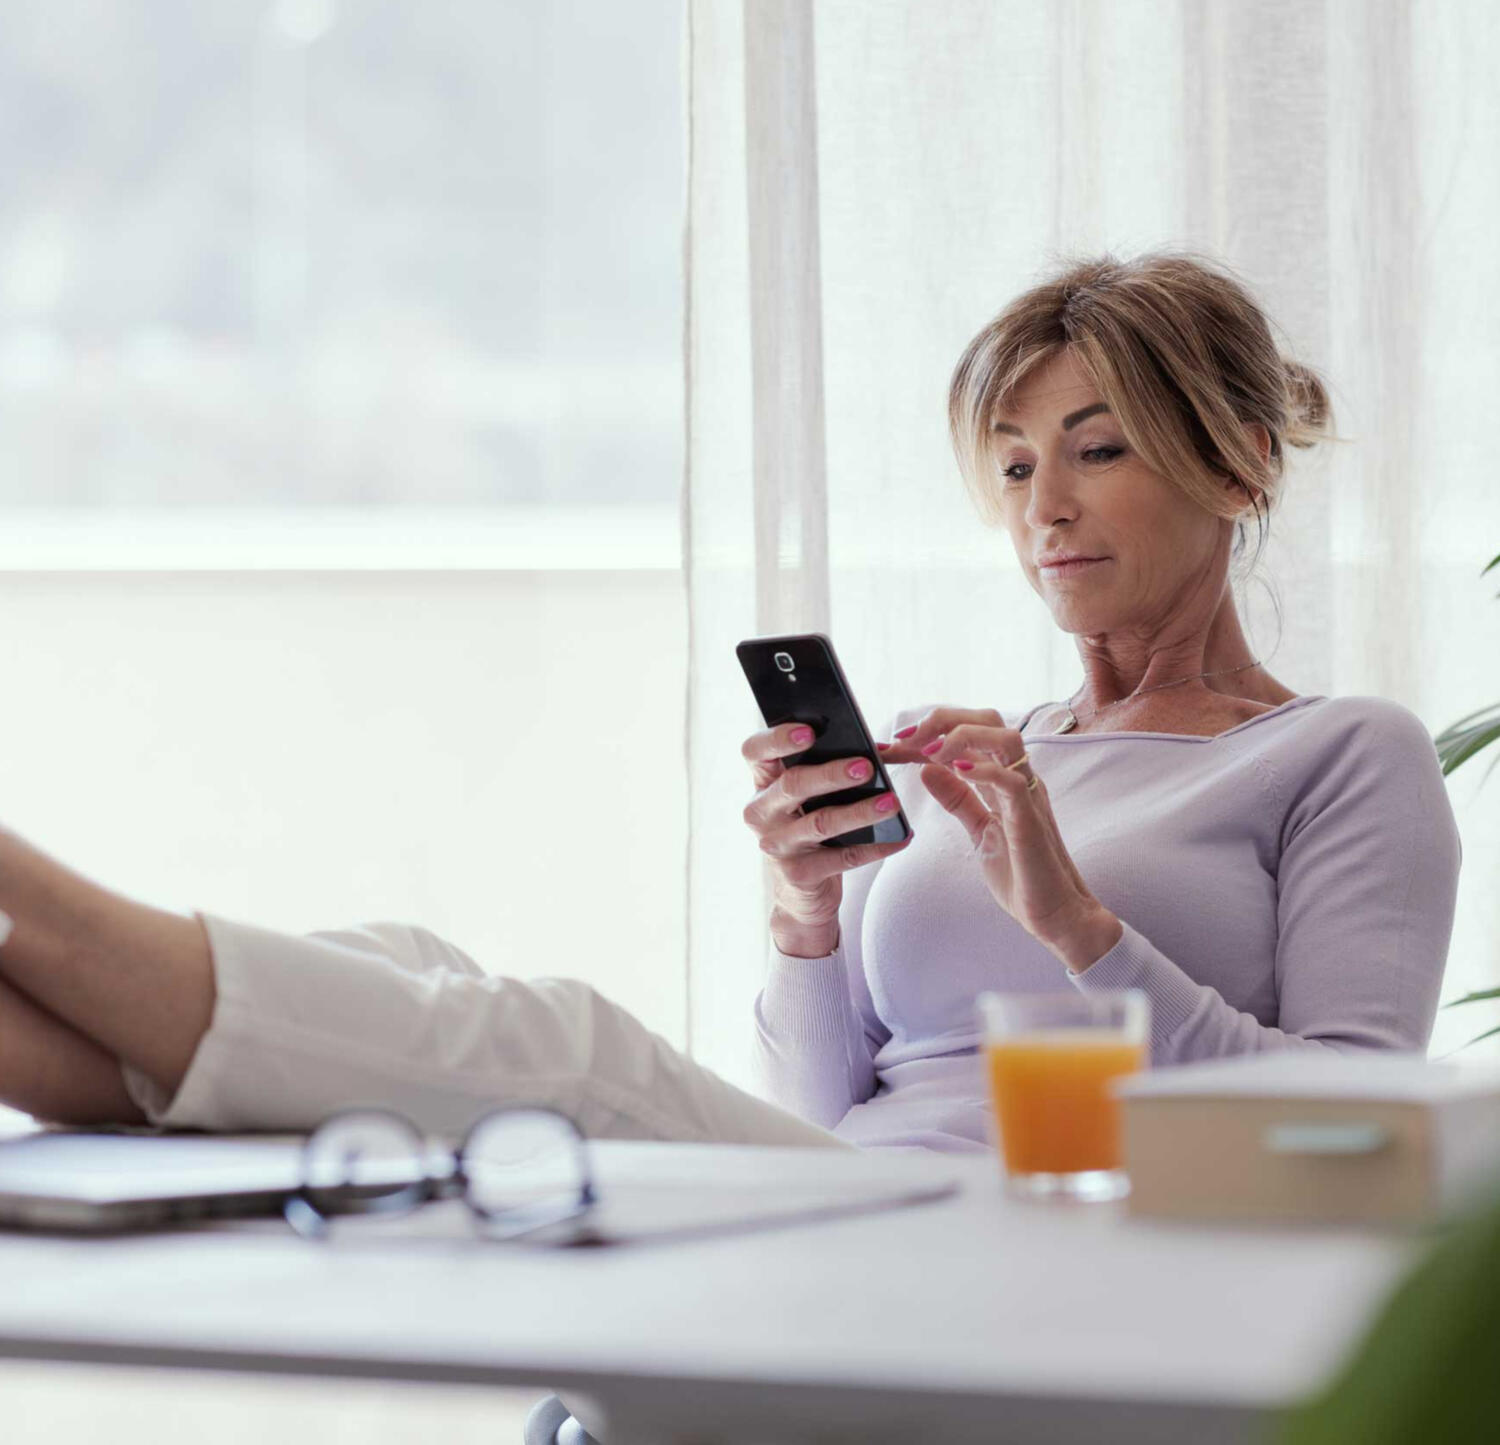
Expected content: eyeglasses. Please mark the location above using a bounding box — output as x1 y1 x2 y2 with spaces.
282 1105 597 1242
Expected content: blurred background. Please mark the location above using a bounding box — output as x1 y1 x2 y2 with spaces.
4 0 1500 1440
0 0 689 1028
0 2 682 1435
0 0 681 515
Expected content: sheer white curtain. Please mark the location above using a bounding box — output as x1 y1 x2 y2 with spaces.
685 0 1500 1088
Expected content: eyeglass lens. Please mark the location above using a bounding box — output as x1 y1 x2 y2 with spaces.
461 1109 587 1221
301 1110 433 1219
293 1106 589 1236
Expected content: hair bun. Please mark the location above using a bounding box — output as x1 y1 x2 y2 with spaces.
1282 358 1332 449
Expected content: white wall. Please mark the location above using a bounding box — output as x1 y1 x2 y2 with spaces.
0 566 692 1435
0 568 689 1051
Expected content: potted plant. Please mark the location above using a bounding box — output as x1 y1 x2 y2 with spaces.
1432 551 1500 1051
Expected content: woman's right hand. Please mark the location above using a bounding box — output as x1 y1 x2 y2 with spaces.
740 722 912 958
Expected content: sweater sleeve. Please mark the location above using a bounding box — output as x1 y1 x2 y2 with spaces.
750 711 909 1128
1069 699 1463 1065
751 855 890 1127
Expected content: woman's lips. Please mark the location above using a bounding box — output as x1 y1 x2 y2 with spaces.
1039 557 1109 579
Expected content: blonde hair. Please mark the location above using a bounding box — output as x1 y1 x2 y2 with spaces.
947 247 1336 575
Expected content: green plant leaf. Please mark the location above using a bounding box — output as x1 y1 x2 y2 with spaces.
1440 987 1500 1010
1434 723 1500 780
1434 702 1500 747
1435 701 1500 736
1460 1024 1500 1051
1434 713 1500 777
1481 551 1500 576
1436 729 1500 777
1276 1183 1500 1444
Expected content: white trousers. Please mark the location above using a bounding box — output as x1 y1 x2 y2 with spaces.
121 913 851 1151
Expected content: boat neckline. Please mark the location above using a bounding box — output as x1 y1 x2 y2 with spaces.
1020 693 1330 743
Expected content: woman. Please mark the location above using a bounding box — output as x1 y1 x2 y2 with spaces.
0 250 1462 1155
745 251 1462 1151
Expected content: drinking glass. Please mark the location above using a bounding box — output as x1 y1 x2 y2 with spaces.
977 989 1149 1203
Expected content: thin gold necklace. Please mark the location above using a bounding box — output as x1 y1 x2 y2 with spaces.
1054 660 1264 734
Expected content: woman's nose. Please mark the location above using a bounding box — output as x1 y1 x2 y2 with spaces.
1024 464 1078 527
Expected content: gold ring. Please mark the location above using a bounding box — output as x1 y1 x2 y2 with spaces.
1026 773 1039 792
1003 750 1031 771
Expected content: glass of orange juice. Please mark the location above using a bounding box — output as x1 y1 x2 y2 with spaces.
977 989 1149 1203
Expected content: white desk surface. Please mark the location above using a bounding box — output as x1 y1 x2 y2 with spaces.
0 1138 1423 1445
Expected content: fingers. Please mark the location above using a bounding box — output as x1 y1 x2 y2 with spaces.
951 757 1044 844
920 722 1026 766
919 763 996 851
741 721 818 791
918 728 1044 859
767 833 912 890
741 723 912 905
779 754 878 806
758 789 902 858
744 753 880 826
878 708 1008 764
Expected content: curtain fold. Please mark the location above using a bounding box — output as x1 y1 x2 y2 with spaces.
686 0 1500 1087
744 0 830 637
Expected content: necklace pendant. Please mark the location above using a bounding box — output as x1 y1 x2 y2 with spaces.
1055 708 1078 734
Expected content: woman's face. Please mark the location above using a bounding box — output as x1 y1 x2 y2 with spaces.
989 347 1238 636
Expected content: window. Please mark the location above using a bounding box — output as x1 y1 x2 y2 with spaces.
0 0 683 565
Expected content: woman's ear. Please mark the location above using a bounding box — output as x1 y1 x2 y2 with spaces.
1227 477 1262 519
1224 422 1273 515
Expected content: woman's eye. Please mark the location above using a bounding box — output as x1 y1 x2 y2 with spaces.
1002 446 1121 484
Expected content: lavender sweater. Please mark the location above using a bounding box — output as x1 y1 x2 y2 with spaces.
751 695 1464 1154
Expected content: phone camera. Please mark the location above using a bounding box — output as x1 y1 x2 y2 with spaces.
774 651 795 673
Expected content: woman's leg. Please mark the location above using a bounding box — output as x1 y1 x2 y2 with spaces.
0 825 214 1104
0 974 145 1124
132 913 853 1147
0 824 850 1149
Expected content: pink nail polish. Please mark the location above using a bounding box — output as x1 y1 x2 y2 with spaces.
953 759 975 771
920 736 945 756
894 725 918 739
847 759 872 780
790 726 814 746
875 793 897 813
875 741 891 751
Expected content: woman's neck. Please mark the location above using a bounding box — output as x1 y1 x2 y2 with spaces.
1071 597 1293 711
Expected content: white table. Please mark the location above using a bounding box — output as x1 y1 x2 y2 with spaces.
0 1139 1423 1445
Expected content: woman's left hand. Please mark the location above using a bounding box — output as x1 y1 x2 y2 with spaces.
880 710 1114 959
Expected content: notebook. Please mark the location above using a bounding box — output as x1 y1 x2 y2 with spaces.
0 1129 961 1245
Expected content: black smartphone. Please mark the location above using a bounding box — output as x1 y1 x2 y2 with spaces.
736 632 912 849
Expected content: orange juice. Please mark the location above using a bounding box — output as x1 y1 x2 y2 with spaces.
985 1030 1145 1174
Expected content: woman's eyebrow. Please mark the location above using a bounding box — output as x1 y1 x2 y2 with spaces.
991 403 1110 436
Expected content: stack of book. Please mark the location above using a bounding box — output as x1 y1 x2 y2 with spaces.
1114 1051 1500 1226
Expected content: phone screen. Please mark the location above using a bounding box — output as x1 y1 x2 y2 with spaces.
736 633 911 848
